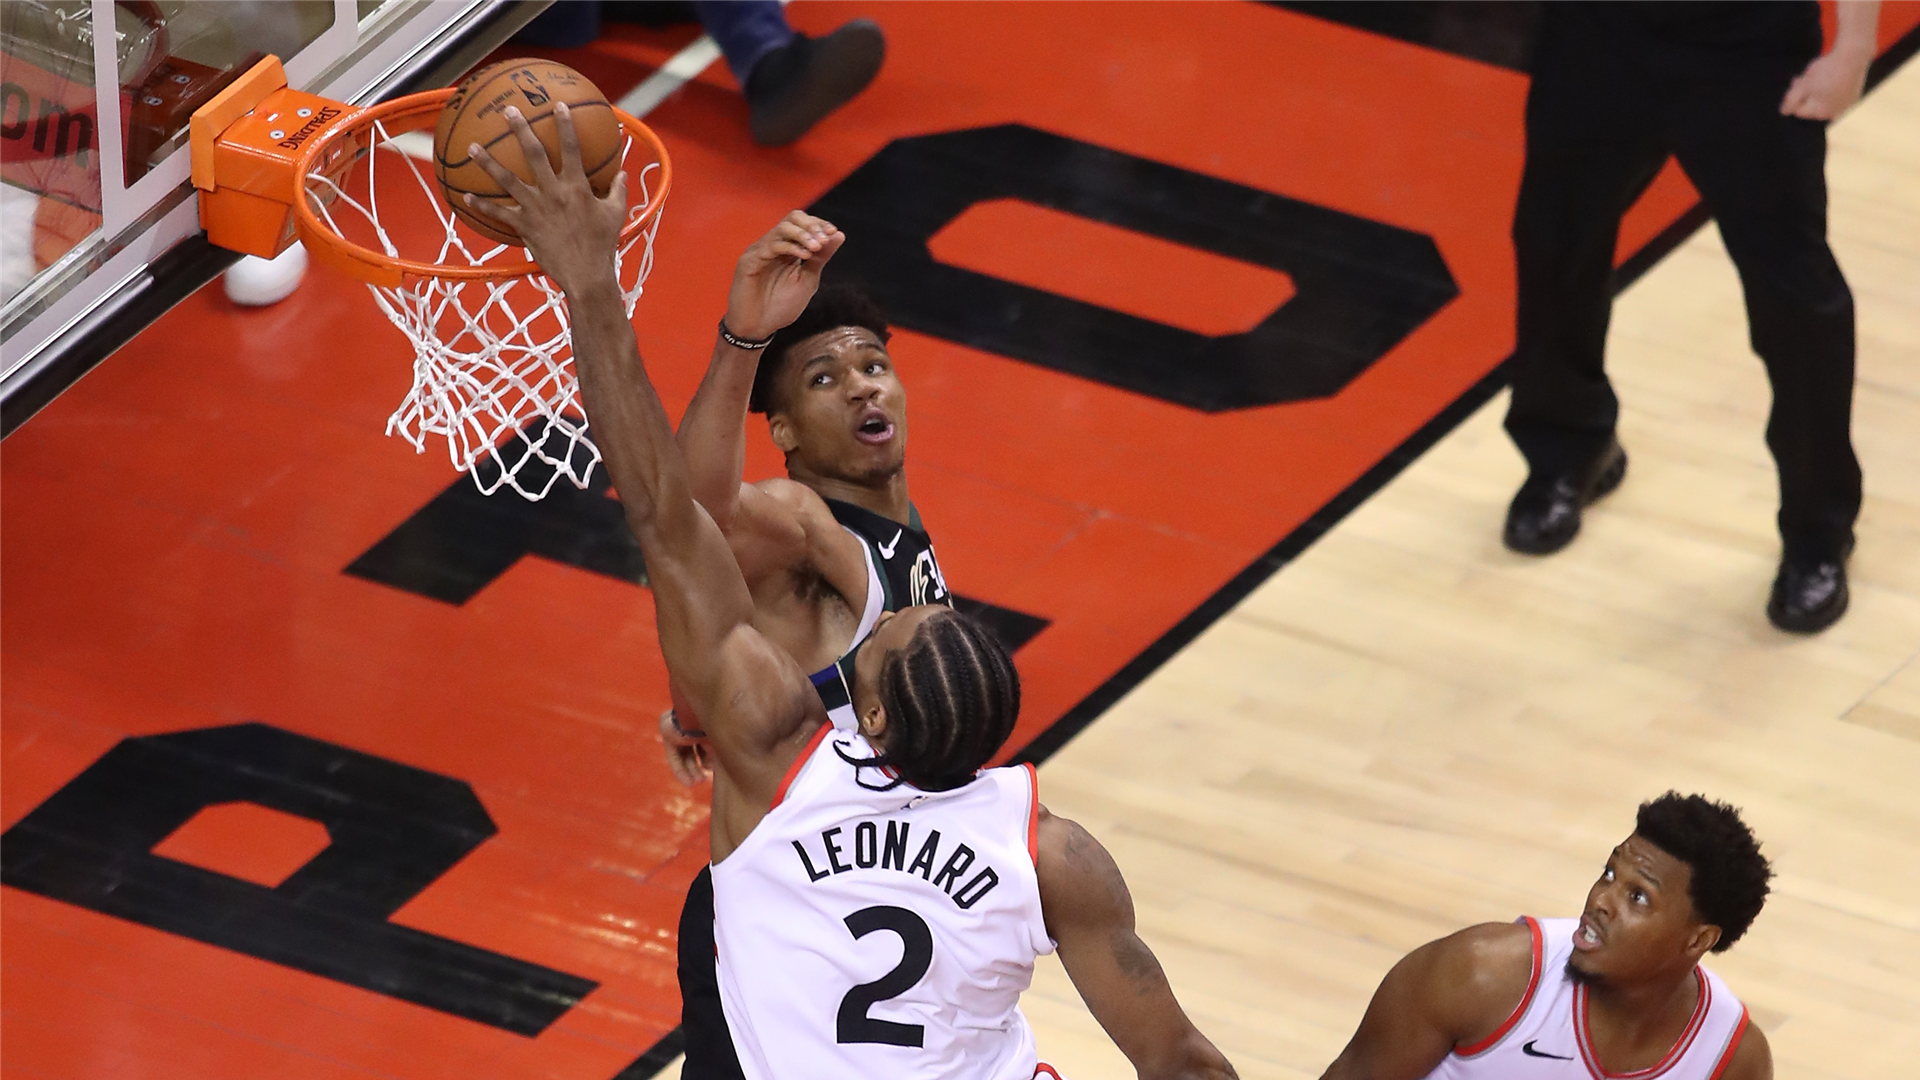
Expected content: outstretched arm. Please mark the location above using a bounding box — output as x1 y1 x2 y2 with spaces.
1036 808 1236 1080
466 106 816 801
676 214 869 609
1316 922 1533 1080
677 212 842 531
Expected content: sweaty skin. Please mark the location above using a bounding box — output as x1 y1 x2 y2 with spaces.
660 213 919 774
467 104 1238 1080
675 212 913 678
1316 835 1771 1080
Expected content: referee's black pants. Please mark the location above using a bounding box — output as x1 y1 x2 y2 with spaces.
1503 12 1860 562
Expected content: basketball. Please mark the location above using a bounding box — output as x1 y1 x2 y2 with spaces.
433 59 624 245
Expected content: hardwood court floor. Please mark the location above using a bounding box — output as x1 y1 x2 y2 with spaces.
1019 54 1920 1080
5 5 1918 1079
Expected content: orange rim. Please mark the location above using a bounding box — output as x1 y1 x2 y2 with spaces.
291 88 672 287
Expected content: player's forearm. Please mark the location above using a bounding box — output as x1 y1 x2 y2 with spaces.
566 276 757 667
1833 0 1880 58
566 273 688 538
1138 1030 1238 1080
674 335 760 530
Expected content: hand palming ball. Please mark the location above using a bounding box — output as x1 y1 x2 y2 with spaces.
433 59 623 245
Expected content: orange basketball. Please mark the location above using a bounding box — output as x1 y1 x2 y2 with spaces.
433 59 624 245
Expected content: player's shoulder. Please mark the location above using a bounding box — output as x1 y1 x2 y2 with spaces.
1720 1017 1772 1080
1033 805 1085 862
752 478 852 546
1429 920 1536 989
754 476 832 517
1034 807 1126 918
1437 920 1536 972
1401 921 1540 1037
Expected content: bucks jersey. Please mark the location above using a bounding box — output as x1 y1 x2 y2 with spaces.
711 726 1052 1080
1425 917 1750 1080
811 499 952 727
826 498 951 611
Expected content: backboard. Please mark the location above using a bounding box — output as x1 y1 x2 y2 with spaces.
0 0 549 435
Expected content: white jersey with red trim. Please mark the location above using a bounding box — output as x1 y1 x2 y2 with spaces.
711 726 1055 1080
1426 917 1750 1080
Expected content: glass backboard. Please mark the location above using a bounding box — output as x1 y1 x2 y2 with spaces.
0 0 547 434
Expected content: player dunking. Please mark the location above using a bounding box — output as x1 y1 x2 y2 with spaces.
466 104 1236 1080
1318 793 1774 1080
666 213 959 1075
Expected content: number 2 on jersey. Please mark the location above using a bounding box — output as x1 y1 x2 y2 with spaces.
837 905 933 1047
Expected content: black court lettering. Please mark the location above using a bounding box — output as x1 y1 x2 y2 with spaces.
0 723 595 1035
348 422 1051 654
809 123 1459 411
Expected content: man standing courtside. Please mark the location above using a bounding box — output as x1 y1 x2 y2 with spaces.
1502 1 1880 633
1318 793 1774 1079
460 102 1237 1080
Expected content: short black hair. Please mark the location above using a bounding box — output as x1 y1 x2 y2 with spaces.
749 284 892 415
1634 792 1773 952
871 609 1020 792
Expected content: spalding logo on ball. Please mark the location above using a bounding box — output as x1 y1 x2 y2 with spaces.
432 59 623 245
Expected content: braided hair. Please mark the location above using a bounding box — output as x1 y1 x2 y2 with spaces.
864 609 1021 792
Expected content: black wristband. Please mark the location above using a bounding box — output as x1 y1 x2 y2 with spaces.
718 319 774 350
667 709 709 739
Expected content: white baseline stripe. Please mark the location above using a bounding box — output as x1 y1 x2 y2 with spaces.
384 30 729 161
617 35 723 116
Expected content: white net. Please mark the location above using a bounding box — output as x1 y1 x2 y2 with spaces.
304 117 662 500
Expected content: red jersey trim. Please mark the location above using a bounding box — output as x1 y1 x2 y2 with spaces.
1705 1007 1750 1080
1575 967 1710 1079
770 723 832 810
1456 916 1545 1057
1023 762 1041 866
1034 1065 1062 1080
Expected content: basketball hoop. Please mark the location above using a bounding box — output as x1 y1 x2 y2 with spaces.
190 58 672 499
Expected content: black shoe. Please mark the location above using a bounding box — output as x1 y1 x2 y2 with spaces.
1767 548 1851 634
745 20 886 147
1502 439 1627 555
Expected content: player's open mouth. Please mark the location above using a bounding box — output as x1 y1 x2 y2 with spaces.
855 413 895 445
1574 916 1604 951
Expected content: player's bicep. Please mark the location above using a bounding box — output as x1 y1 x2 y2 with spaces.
642 497 759 689
1318 922 1533 1080
722 480 815 578
698 624 819 784
1316 942 1461 1080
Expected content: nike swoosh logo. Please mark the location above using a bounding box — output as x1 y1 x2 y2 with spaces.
1521 1040 1573 1061
877 530 902 559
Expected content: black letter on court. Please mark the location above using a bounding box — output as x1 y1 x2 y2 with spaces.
0 723 595 1035
809 124 1459 411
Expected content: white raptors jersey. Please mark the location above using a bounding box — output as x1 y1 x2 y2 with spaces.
1425 917 1750 1080
711 726 1054 1080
